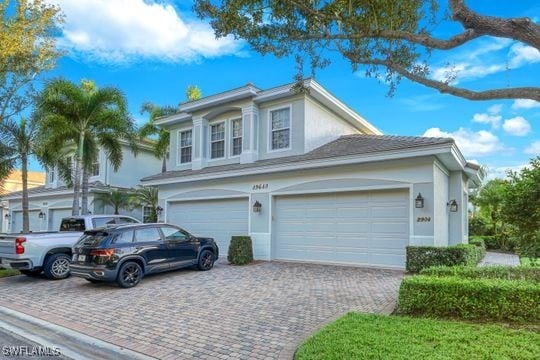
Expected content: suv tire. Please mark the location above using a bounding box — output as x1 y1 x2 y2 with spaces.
43 253 71 280
197 250 215 271
117 262 143 288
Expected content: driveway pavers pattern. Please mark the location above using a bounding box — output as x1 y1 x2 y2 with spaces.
0 261 403 359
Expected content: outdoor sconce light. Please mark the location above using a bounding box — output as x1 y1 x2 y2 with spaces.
415 193 424 208
38 211 46 220
155 206 163 216
4 213 10 220
447 199 458 212
252 201 262 214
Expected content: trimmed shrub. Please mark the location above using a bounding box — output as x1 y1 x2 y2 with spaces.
468 238 486 262
420 265 540 282
227 236 253 265
406 244 481 273
475 235 517 251
398 275 540 322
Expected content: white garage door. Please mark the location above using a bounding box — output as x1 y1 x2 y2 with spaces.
49 208 73 231
274 190 409 268
12 210 42 233
167 198 249 257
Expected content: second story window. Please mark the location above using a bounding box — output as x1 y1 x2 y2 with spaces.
270 108 290 150
231 118 242 156
49 168 55 183
179 129 192 164
210 122 225 159
91 160 100 177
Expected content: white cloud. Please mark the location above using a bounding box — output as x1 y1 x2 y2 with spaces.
502 116 531 136
485 164 528 180
488 104 503 115
47 0 243 63
472 113 502 128
509 43 540 68
423 127 504 157
431 63 504 83
512 99 540 110
524 140 540 155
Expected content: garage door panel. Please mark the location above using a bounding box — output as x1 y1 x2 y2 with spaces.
167 198 248 257
49 209 72 231
274 190 409 268
12 210 41 232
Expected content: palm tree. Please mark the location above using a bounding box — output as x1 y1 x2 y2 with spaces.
93 189 133 215
0 142 15 194
39 78 136 216
139 103 176 173
131 186 158 222
0 115 40 231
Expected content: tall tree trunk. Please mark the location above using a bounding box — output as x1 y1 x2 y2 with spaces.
72 133 85 216
21 153 29 232
161 156 166 173
81 167 90 215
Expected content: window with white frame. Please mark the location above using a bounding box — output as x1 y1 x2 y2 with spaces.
91 160 100 177
49 168 55 183
210 123 225 159
231 118 242 156
179 129 192 164
270 108 290 150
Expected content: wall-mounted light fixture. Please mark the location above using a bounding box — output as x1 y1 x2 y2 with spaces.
447 199 458 212
155 206 163 216
38 211 46 220
4 213 10 220
252 201 262 213
415 193 424 208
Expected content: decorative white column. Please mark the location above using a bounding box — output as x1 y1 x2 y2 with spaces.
191 116 208 170
240 104 259 164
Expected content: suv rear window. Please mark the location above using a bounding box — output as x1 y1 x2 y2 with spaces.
60 218 86 232
77 232 110 247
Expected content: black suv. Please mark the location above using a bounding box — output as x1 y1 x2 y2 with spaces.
70 223 219 288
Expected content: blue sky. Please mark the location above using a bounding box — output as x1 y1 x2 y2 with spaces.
33 0 540 179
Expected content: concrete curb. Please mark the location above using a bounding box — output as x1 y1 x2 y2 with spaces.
277 299 398 360
0 306 156 360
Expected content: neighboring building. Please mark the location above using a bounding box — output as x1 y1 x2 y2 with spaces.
2 140 162 232
1 171 46 232
140 79 484 269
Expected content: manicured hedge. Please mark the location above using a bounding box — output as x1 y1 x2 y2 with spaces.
469 237 487 261
398 275 540 322
420 265 540 282
406 244 482 273
227 236 253 265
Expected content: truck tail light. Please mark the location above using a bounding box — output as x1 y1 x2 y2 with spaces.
15 237 26 255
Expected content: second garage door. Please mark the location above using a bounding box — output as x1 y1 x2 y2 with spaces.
274 189 409 268
167 198 249 257
48 208 73 231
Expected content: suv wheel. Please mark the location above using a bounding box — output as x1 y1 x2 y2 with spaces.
117 262 143 288
20 269 42 277
197 250 215 271
43 254 71 280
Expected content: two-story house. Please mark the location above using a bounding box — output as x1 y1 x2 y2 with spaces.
140 79 484 269
2 140 162 232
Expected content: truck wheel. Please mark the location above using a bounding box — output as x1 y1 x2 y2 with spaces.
43 254 71 280
20 269 42 277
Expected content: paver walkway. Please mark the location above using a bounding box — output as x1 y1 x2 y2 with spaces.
0 261 403 360
479 251 520 266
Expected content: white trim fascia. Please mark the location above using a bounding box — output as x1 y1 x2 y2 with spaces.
272 183 410 197
166 194 249 202
142 143 455 186
434 158 450 177
180 86 260 113
155 112 192 127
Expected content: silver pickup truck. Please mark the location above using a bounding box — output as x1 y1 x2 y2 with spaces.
0 215 140 280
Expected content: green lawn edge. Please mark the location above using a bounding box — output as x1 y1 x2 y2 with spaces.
0 268 20 278
295 312 539 360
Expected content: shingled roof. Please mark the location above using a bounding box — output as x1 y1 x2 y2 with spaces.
1 181 110 200
141 134 454 182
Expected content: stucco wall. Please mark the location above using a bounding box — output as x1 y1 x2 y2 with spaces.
106 145 162 188
448 171 467 245
433 162 449 246
304 97 358 152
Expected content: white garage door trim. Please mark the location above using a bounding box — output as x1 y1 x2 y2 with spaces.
166 196 249 257
272 189 410 269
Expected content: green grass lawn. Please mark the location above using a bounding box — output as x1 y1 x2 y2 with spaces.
0 268 20 278
295 313 539 360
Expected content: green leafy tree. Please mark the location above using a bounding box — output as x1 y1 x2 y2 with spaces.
195 0 539 101
476 179 507 236
502 157 540 260
0 114 41 231
93 189 134 215
131 186 158 222
39 78 136 216
139 103 176 173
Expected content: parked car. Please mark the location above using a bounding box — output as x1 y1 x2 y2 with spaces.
70 223 219 288
0 215 140 280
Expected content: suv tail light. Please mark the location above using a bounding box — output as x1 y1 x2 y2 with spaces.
90 249 115 257
15 237 26 255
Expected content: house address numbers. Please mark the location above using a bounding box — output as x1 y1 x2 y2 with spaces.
252 183 269 190
417 217 431 222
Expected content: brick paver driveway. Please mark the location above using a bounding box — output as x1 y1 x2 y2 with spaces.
0 261 403 359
